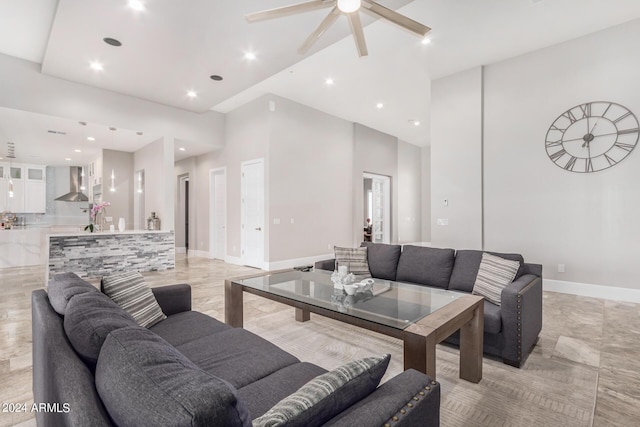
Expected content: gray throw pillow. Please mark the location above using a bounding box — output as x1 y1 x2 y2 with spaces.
472 253 520 305
334 246 371 278
101 271 166 328
63 291 138 367
253 354 390 427
96 326 252 427
47 272 99 315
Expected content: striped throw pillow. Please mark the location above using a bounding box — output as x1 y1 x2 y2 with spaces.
253 354 390 427
334 246 371 278
101 272 166 328
472 253 520 306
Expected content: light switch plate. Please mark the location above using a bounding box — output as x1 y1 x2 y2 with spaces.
437 218 449 226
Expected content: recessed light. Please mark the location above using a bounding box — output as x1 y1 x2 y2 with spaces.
103 37 122 47
128 0 145 11
325 78 334 85
87 136 95 141
186 90 198 98
376 103 384 109
74 149 82 153
179 147 186 152
244 52 257 61
0 157 3 160
210 75 224 81
421 37 431 45
65 158 72 161
414 121 421 126
90 61 104 71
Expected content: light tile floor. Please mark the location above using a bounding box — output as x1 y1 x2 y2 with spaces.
1 256 638 426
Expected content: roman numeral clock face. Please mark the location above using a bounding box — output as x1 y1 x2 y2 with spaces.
545 102 639 173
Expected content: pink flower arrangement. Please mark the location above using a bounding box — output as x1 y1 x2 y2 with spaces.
90 201 111 221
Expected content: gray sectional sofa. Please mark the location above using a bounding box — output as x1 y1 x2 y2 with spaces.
316 243 543 368
32 273 440 427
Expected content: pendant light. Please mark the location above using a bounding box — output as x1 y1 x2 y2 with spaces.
79 122 87 191
6 142 15 198
109 127 116 192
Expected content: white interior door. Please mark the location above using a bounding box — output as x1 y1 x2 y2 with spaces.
365 173 391 244
241 160 264 268
210 169 227 260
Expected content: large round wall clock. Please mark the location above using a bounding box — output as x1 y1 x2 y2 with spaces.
545 101 639 173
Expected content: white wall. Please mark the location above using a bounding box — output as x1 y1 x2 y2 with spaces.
134 138 174 231
421 146 431 243
431 67 483 250
353 124 399 245
397 141 422 243
102 150 134 230
185 94 423 265
269 95 354 261
483 19 640 290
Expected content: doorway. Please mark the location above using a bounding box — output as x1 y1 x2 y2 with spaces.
241 159 264 269
363 173 391 244
178 174 189 253
209 168 227 260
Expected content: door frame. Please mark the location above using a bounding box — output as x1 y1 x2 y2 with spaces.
177 174 190 253
241 158 265 269
209 167 227 261
363 172 391 244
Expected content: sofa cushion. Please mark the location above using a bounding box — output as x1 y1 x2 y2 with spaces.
47 272 99 315
483 300 502 334
150 311 231 347
176 328 300 389
334 246 371 277
472 253 520 306
63 291 137 367
238 362 328 419
449 250 525 293
253 354 390 427
96 326 251 427
395 246 455 289
360 242 402 281
101 271 166 328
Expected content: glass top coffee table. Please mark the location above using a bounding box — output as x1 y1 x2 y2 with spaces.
225 269 483 383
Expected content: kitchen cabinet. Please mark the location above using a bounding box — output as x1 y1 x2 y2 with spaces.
0 162 47 213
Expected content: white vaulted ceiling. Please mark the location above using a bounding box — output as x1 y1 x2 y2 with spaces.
1 0 640 150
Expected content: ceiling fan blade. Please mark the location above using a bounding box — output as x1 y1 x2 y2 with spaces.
298 7 341 54
361 0 431 37
246 0 335 22
347 13 368 57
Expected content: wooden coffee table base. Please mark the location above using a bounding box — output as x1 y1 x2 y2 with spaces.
225 277 484 383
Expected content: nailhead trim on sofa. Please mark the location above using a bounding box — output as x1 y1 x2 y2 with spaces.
382 381 437 426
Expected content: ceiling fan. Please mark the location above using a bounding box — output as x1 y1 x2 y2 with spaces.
246 0 431 57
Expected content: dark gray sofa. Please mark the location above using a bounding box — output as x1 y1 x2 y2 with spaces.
316 243 543 368
32 273 440 427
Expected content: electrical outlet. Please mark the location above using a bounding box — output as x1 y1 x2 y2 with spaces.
437 218 449 226
290 218 294 224
328 244 332 250
273 218 280 225
558 264 565 273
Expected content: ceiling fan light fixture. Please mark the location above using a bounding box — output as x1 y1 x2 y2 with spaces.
337 0 361 13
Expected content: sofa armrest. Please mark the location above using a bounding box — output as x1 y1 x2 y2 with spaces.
323 369 439 427
151 284 192 316
500 273 542 366
314 258 336 271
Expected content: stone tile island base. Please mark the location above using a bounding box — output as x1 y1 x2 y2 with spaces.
46 230 175 280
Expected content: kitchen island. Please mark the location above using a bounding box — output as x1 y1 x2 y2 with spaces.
46 230 175 280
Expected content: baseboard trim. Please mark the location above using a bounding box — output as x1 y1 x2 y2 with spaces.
225 256 243 266
266 253 334 271
175 247 186 254
544 279 640 304
187 250 210 258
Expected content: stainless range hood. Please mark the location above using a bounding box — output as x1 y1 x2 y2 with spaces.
55 166 89 202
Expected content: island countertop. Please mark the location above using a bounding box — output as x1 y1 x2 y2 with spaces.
45 229 171 237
